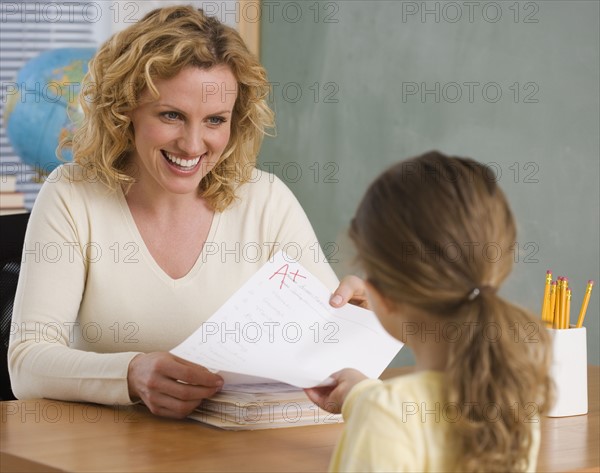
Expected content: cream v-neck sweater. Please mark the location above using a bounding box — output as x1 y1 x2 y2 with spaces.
9 164 338 404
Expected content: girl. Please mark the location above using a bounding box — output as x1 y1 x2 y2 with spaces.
306 151 553 472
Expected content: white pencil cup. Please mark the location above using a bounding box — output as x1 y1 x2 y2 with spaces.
546 327 588 417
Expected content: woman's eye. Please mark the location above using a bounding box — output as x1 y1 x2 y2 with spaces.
162 111 180 121
208 116 226 125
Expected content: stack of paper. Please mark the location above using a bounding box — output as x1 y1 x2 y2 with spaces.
172 251 403 430
189 382 342 430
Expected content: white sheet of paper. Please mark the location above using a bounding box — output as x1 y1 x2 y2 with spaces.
171 251 403 387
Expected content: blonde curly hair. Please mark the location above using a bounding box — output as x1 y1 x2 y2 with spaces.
66 5 274 211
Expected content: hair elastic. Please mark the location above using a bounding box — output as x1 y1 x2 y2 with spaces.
467 285 497 301
467 288 481 301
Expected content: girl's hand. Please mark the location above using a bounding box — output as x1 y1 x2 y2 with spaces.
127 352 224 418
304 368 368 414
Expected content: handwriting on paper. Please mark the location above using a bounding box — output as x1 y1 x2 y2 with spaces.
269 264 307 289
171 251 403 387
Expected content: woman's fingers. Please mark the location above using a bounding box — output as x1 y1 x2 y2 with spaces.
127 352 224 418
168 355 224 387
330 275 370 309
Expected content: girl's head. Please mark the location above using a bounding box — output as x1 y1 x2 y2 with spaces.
68 5 273 210
350 151 516 312
350 151 553 472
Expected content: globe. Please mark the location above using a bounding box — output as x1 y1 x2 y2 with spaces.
4 47 96 174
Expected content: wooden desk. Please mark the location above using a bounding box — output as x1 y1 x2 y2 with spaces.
1 367 598 473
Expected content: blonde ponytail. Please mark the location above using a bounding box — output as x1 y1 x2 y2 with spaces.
349 151 553 472
446 291 553 472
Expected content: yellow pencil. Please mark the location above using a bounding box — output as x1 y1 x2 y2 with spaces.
550 281 558 329
556 277 564 329
566 288 572 329
576 280 594 328
560 278 569 329
541 270 552 323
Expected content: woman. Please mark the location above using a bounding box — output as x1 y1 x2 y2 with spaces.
9 5 358 419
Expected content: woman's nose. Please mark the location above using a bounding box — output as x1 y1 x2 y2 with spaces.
177 125 205 156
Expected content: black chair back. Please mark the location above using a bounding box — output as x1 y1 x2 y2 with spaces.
1 212 30 400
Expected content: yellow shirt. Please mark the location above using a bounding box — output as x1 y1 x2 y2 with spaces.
330 371 540 472
9 164 338 405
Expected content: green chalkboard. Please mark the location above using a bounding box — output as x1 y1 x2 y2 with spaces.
259 1 599 365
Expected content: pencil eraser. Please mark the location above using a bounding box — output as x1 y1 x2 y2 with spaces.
589 280 594 285
546 270 552 274
551 281 557 285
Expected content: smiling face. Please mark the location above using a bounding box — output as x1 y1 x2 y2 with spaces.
128 65 238 197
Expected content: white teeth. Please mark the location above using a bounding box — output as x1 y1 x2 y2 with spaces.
164 151 201 169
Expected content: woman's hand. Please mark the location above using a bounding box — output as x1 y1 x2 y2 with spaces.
127 352 224 418
330 275 370 309
304 368 368 414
